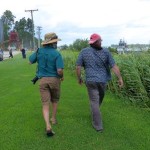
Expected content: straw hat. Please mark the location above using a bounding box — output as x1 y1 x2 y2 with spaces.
41 32 61 45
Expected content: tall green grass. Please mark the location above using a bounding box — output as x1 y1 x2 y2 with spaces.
108 53 150 108
61 51 150 108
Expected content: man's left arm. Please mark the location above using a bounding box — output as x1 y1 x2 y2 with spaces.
107 50 123 87
111 64 123 88
56 54 64 81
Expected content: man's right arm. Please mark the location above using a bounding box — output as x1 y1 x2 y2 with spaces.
76 66 83 85
76 51 84 85
29 52 37 64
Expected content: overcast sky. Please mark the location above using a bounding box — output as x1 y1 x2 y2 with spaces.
0 0 150 46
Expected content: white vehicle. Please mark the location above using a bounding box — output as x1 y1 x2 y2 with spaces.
0 49 4 61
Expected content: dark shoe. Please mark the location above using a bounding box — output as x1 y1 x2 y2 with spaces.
97 129 103 133
46 129 55 137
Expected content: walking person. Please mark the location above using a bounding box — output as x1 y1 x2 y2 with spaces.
0 48 4 61
76 33 123 132
9 48 13 58
20 48 26 58
29 32 64 137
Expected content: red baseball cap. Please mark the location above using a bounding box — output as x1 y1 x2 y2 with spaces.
89 33 102 44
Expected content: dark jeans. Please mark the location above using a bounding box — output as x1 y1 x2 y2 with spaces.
22 52 26 58
9 52 13 58
86 82 106 130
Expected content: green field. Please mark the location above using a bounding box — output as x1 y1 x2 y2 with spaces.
0 53 150 150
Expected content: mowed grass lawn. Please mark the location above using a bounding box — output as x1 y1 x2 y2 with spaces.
0 53 150 150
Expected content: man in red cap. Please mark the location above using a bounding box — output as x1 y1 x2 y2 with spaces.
76 33 123 132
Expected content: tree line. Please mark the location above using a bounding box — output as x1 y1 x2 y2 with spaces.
1 10 38 49
0 10 120 52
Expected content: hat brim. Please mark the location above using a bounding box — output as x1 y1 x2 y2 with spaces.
89 40 97 44
41 38 61 45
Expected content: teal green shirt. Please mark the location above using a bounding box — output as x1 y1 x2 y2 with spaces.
29 46 64 78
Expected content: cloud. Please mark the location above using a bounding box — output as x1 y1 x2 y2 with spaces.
40 22 124 46
0 0 150 46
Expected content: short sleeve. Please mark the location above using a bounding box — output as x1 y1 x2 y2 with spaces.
107 51 115 68
56 54 64 69
76 51 84 66
29 52 37 64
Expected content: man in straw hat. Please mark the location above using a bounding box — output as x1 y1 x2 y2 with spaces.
76 33 123 132
29 32 64 137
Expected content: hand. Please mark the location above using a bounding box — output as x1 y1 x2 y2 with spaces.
60 77 64 81
78 78 83 85
118 78 123 88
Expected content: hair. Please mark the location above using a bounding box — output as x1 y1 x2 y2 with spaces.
43 42 57 48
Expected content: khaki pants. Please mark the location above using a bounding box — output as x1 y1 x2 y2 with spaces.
39 77 61 105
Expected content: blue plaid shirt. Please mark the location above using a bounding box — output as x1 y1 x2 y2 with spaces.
76 47 115 83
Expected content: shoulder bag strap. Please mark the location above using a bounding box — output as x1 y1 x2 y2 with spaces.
92 49 111 75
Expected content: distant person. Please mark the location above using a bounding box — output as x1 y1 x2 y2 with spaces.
9 48 13 58
21 48 26 58
29 32 64 137
76 33 123 132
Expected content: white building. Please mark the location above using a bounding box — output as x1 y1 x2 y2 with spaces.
117 39 129 54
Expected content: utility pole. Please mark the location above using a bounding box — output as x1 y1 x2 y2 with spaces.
25 9 38 50
36 26 42 48
0 19 4 44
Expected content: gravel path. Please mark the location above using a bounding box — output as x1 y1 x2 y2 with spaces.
3 51 21 60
